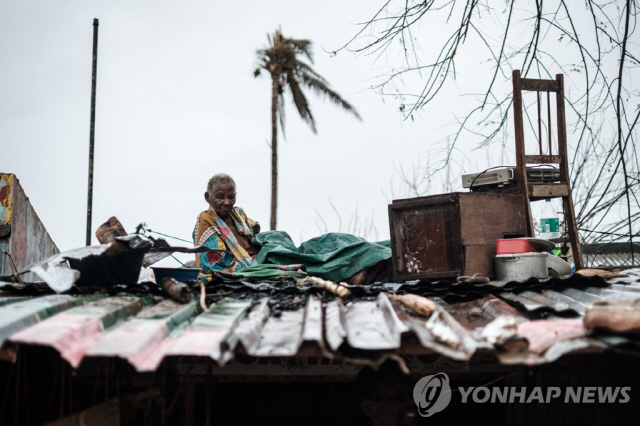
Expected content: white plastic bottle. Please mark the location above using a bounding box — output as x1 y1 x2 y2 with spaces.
539 199 560 239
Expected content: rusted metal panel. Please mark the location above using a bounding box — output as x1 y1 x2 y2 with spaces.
299 295 325 354
90 299 199 372
324 299 347 351
0 174 15 224
249 306 305 356
540 289 589 315
1 269 640 372
0 173 59 280
517 318 588 354
0 174 15 276
0 295 80 347
344 293 408 350
233 298 270 353
0 296 29 307
9 296 143 367
161 298 250 363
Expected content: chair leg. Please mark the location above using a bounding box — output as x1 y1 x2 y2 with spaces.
562 196 583 270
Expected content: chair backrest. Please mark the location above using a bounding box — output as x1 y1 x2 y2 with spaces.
512 69 569 189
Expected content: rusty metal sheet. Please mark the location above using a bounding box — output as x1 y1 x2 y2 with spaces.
428 303 490 353
540 289 589 315
233 298 270 354
241 295 326 359
0 174 59 280
557 287 604 304
299 295 324 352
499 291 568 315
0 296 29 307
389 296 489 360
0 294 80 347
344 293 407 350
587 284 640 297
517 318 588 354
163 298 251 363
88 299 199 372
248 306 305 357
2 269 640 371
10 296 143 367
515 290 575 313
324 298 347 351
450 294 529 327
0 174 15 224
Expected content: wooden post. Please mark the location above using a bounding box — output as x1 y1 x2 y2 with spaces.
86 18 99 246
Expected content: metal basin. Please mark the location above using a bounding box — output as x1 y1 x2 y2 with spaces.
495 252 549 281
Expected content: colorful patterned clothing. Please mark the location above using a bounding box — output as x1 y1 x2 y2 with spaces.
193 206 259 275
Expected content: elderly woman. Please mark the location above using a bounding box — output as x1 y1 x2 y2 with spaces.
194 173 391 284
193 173 260 274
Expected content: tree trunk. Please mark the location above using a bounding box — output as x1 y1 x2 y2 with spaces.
270 74 279 230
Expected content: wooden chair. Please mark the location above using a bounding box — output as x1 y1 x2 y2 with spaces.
512 70 583 270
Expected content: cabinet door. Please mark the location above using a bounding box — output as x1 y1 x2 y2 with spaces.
389 196 463 280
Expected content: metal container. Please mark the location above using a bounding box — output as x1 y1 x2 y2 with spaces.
495 252 548 281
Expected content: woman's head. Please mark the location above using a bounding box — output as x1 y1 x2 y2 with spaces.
205 173 236 219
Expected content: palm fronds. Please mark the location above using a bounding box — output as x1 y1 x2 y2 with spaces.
256 28 361 132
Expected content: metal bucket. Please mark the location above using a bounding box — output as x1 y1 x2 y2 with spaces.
495 252 549 281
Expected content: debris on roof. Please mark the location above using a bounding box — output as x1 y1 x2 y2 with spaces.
2 236 218 293
1 267 639 371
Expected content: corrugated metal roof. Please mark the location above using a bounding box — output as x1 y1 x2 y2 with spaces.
1 269 640 372
582 242 640 268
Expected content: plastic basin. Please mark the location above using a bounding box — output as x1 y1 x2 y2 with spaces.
151 267 200 283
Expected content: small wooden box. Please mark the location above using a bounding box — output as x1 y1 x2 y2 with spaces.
388 192 527 281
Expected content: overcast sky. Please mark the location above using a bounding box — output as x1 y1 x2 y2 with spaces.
1 1 554 263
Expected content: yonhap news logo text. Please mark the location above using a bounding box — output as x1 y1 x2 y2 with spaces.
412 372 631 418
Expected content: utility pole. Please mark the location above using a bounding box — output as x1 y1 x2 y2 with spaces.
86 18 99 246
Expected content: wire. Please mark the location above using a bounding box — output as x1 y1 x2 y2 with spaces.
468 165 511 189
578 228 640 238
171 255 186 267
0 249 23 283
146 230 192 244
134 223 193 244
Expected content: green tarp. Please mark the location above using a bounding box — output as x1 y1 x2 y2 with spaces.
252 231 391 282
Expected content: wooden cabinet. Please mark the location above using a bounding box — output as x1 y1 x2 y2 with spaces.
388 192 527 280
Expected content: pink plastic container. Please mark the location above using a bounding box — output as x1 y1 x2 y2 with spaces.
496 238 538 255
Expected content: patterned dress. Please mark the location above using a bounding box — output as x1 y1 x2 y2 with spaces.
192 206 259 275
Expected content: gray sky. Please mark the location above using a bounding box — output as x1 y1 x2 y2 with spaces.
5 1 589 262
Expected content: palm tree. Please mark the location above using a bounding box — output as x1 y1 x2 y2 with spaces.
255 29 361 230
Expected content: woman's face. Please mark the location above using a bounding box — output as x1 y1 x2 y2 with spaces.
205 183 236 219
